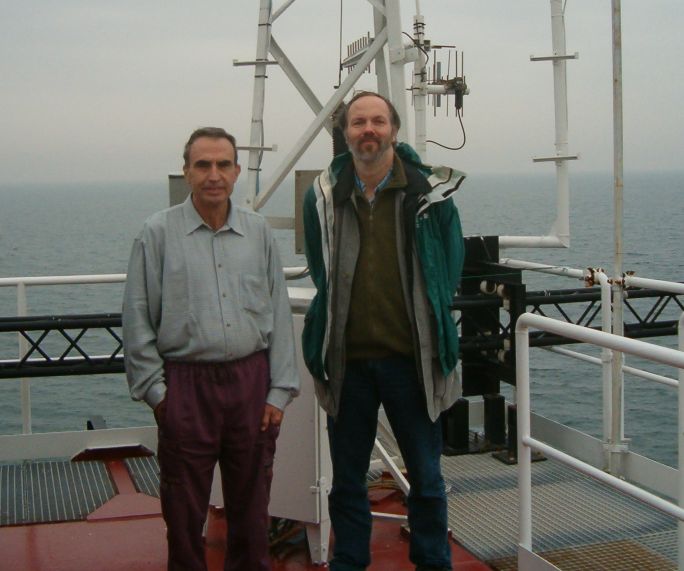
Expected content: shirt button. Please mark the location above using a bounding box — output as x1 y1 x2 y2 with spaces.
218 264 222 268
226 323 231 327
222 293 226 297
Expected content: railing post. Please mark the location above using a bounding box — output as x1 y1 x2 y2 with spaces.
515 320 532 551
597 272 614 469
17 281 32 434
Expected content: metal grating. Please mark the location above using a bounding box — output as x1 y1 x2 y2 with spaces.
125 456 160 498
440 453 677 565
637 530 678 562
0 459 115 525
489 539 676 571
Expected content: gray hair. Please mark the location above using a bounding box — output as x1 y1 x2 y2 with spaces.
183 127 238 167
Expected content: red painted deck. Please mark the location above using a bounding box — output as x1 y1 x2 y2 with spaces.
0 460 493 571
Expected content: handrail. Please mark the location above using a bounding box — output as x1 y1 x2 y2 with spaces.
501 259 684 445
0 274 127 287
515 312 684 569
0 270 310 434
0 267 309 288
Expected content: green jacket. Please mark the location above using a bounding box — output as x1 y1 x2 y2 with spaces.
302 143 465 421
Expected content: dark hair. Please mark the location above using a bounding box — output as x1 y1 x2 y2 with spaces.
335 91 402 132
183 127 238 167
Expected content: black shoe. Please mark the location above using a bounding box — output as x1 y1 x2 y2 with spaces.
415 566 451 571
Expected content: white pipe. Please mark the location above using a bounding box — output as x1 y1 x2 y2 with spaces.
499 258 585 280
624 275 684 295
499 234 566 249
544 346 678 388
498 259 684 295
623 365 679 388
424 84 453 95
0 274 126 287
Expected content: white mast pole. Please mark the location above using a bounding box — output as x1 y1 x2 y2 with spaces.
412 9 428 159
609 0 627 477
384 0 409 141
549 0 571 247
245 0 273 210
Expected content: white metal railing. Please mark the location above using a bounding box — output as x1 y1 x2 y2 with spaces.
515 312 684 570
500 258 684 448
1 269 310 435
0 274 127 434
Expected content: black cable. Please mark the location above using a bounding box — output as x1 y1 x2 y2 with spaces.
402 31 430 68
426 109 466 151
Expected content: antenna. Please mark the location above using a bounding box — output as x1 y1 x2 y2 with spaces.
341 32 373 77
429 44 468 114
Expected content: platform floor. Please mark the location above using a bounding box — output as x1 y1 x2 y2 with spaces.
0 455 489 571
442 453 676 570
0 450 677 570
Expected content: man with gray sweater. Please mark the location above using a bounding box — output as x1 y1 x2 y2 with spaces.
123 127 299 571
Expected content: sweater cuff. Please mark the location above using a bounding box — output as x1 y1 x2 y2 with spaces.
266 387 294 411
144 382 167 410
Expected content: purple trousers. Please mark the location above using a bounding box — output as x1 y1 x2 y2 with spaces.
159 352 277 571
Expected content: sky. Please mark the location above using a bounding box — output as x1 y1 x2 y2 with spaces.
1 0 683 185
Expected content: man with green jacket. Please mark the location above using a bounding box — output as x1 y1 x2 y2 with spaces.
302 91 465 571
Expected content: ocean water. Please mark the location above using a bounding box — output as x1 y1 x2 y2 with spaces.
0 170 682 467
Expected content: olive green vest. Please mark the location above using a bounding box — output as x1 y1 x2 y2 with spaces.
345 162 414 361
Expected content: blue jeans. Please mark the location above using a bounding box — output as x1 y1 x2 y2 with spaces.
327 356 452 571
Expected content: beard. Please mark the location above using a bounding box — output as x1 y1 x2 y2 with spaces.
348 135 394 164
